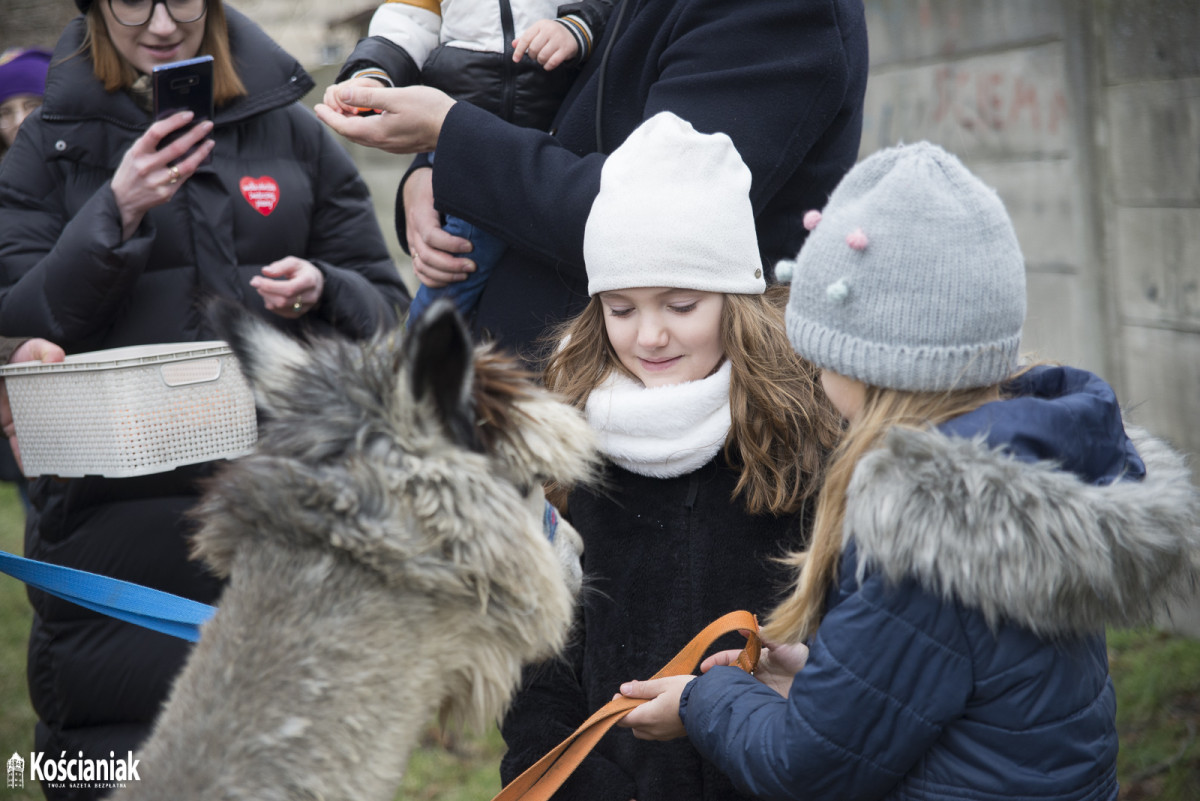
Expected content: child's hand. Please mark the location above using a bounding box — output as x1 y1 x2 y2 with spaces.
512 19 579 71
322 75 390 116
700 640 809 698
616 676 695 741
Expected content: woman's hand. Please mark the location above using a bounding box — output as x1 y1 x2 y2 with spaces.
314 85 456 155
2 339 66 471
701 640 809 698
249 257 325 318
321 75 389 116
402 168 475 289
615 675 695 741
110 111 215 241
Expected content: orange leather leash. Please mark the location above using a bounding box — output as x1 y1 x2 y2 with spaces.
490 609 761 801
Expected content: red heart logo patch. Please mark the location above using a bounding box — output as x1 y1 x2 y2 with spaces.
239 176 279 216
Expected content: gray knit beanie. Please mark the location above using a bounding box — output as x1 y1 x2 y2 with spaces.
779 142 1026 392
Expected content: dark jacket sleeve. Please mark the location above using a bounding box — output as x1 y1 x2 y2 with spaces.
0 338 27 364
557 0 616 48
305 124 411 337
430 0 864 282
0 131 155 344
680 567 974 801
500 622 638 801
335 35 422 88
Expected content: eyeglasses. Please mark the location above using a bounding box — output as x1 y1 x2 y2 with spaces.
107 0 207 27
0 97 43 131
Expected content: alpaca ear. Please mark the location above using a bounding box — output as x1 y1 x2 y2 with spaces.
404 299 481 451
206 298 309 418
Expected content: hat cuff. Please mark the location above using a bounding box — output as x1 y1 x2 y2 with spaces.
788 315 1021 392
587 265 766 296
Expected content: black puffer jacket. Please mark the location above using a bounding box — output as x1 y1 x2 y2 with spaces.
0 10 409 788
500 459 811 801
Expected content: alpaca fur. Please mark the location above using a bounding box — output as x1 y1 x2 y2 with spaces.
117 301 599 801
848 424 1200 638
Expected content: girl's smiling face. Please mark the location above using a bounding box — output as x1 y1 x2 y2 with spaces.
598 287 725 388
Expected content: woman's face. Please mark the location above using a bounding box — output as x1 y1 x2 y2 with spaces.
598 287 726 388
100 1 207 76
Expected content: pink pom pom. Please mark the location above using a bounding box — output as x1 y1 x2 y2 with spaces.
803 210 822 231
846 228 869 251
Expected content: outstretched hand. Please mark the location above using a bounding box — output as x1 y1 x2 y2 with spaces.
2 339 66 471
701 639 809 698
615 675 694 741
315 85 456 155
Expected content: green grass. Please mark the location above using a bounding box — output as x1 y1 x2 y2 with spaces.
1 482 1197 798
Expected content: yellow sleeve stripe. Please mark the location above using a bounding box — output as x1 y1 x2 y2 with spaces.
384 0 441 17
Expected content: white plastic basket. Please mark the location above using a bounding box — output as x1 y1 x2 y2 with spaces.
0 341 257 478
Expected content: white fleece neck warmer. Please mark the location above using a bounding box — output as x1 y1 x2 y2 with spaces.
585 361 732 478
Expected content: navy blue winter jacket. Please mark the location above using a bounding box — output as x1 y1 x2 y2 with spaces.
680 366 1200 801
416 0 868 358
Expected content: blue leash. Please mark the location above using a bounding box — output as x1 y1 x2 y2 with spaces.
0 551 215 642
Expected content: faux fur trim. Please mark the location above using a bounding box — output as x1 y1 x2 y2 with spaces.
848 425 1200 636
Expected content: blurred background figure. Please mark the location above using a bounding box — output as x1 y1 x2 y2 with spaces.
0 46 50 158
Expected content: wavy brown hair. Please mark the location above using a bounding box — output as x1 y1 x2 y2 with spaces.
83 0 246 104
542 285 840 516
761 380 1008 644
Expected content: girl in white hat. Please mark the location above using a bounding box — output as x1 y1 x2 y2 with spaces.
498 111 840 801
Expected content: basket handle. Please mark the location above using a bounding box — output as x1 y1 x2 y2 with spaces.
159 358 222 387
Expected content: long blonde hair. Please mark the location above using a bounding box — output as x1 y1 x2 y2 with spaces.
82 1 246 105
542 285 840 516
761 380 1005 644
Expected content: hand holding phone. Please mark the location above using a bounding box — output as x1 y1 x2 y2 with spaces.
152 55 214 165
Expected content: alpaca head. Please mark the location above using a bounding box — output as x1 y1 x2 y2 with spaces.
191 300 599 728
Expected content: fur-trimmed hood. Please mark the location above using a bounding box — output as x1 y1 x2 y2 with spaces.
848 365 1200 637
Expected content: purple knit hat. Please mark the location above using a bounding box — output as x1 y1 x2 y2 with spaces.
0 48 52 106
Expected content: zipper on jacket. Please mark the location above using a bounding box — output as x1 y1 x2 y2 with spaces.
499 0 517 122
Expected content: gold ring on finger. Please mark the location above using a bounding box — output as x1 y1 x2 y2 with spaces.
168 164 180 185
292 300 303 312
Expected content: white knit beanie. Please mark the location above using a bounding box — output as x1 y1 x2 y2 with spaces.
584 112 766 296
779 142 1026 392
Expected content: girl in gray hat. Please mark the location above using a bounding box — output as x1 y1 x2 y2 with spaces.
617 141 1200 801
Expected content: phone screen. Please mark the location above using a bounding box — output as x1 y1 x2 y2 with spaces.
152 55 214 165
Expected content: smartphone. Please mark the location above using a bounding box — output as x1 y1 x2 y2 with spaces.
152 55 214 165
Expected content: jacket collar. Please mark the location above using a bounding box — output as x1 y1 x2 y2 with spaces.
847 369 1200 637
41 7 313 129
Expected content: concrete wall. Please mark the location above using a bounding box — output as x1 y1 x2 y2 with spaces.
862 0 1200 634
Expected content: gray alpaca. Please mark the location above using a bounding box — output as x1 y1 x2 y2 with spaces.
118 301 598 800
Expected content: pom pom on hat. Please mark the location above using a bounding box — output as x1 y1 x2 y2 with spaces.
584 112 766 297
785 142 1027 392
0 48 51 107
